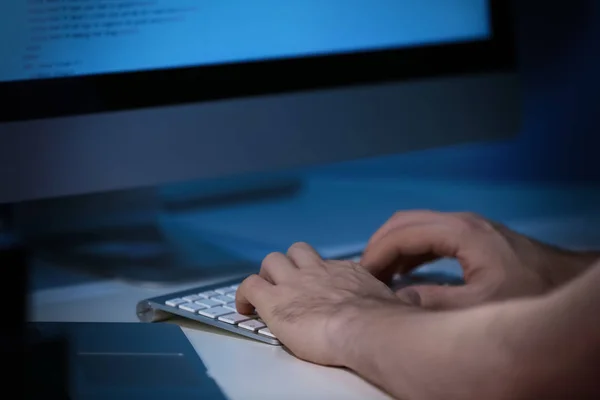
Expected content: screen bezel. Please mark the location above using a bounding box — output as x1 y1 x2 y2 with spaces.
0 0 515 123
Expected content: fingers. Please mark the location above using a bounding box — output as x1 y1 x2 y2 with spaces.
395 284 482 310
259 252 298 284
361 223 460 278
365 210 447 249
287 242 323 268
235 274 275 315
364 210 484 253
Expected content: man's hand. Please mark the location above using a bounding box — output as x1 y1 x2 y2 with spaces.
233 242 529 399
361 210 599 310
235 242 402 366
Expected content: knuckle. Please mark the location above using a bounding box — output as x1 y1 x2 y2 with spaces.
456 211 481 222
260 253 280 273
462 212 496 232
449 216 472 234
243 274 261 289
453 212 490 233
262 252 280 266
288 241 309 253
477 218 496 233
237 275 259 300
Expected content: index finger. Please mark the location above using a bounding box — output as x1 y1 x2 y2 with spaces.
235 274 275 316
361 223 460 278
365 210 447 249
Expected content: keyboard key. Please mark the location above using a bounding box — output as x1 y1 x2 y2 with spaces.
198 307 234 319
223 303 237 311
182 294 203 302
215 287 236 295
230 284 240 290
239 319 266 332
165 298 187 307
179 303 206 313
198 291 219 298
258 328 276 339
212 295 233 304
218 313 253 324
195 299 220 308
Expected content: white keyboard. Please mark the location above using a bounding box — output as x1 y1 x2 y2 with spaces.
136 254 364 345
136 278 280 344
136 255 463 345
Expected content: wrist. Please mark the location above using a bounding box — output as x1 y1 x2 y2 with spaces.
335 300 522 400
328 299 409 368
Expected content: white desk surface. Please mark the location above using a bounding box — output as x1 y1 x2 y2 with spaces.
30 273 392 400
28 179 600 400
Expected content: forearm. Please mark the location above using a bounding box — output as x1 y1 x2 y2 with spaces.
499 261 600 399
338 304 517 400
339 263 600 400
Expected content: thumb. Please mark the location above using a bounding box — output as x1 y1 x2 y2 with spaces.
395 284 480 310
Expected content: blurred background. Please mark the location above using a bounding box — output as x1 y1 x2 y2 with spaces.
307 1 600 182
6 1 600 290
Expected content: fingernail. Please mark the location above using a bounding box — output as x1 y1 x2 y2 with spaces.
397 289 421 307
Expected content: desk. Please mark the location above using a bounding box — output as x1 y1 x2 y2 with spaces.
28 179 600 400
30 273 391 400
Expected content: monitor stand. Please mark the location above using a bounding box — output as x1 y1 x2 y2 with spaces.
10 176 303 285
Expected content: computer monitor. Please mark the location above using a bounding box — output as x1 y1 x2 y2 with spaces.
0 0 520 282
0 0 519 204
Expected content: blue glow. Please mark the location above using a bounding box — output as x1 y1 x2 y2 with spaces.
0 0 490 82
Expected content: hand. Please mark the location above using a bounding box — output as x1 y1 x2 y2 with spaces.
235 242 402 366
360 210 598 310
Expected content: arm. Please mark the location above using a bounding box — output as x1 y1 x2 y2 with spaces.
543 248 600 286
235 240 600 399
338 262 600 400
502 260 600 398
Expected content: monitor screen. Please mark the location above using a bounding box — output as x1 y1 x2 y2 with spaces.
1 0 491 83
0 0 518 205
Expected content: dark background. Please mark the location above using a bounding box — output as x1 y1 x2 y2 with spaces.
307 1 600 183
